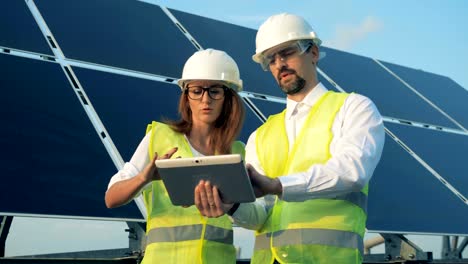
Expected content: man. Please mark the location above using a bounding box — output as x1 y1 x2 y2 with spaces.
195 13 385 264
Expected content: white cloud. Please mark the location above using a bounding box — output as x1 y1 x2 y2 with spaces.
324 16 383 51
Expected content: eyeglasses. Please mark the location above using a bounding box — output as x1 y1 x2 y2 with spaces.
185 85 227 100
259 41 313 71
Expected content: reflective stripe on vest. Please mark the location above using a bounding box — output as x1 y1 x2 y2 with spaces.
147 224 233 245
254 228 364 256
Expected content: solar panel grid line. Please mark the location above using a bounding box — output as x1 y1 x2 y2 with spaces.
0 211 145 223
239 91 287 104
375 58 467 132
159 6 204 51
317 67 347 93
242 97 267 123
368 229 468 238
65 58 180 85
0 45 56 62
383 126 468 205
383 116 468 136
25 0 64 60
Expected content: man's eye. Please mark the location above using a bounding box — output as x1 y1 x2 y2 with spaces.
280 48 297 57
267 56 276 65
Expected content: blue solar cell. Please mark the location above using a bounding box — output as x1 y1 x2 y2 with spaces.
384 122 468 198
0 1 52 55
35 0 196 78
169 8 280 97
319 46 457 128
367 128 468 235
0 54 141 220
381 61 468 129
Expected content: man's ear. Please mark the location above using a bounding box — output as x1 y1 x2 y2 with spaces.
311 45 320 65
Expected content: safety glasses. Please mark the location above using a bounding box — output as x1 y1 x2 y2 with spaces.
259 40 313 71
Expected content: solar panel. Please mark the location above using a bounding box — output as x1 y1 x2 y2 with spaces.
367 124 468 235
0 54 141 220
34 0 197 77
380 60 468 129
319 46 458 128
0 1 52 55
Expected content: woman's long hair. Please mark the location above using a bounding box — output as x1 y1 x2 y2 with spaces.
167 88 245 155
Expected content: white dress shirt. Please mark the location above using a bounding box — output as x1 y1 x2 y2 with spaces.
107 133 204 192
231 82 385 230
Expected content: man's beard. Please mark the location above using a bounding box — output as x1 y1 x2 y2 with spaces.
278 69 306 95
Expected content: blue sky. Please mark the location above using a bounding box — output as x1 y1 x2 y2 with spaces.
6 0 467 259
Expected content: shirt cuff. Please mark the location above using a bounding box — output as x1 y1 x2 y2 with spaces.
278 174 307 201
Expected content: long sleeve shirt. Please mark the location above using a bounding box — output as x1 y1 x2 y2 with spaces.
107 134 204 192
231 83 385 230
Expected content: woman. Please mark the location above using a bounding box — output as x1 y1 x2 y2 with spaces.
105 49 245 263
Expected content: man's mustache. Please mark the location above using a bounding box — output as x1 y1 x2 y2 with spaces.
277 68 296 80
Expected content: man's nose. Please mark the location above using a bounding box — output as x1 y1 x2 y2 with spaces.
272 55 287 69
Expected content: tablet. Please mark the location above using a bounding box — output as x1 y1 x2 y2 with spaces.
155 154 255 206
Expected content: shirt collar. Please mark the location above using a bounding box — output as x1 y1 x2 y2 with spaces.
285 82 328 119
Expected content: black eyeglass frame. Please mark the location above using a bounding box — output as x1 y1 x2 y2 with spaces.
184 85 229 100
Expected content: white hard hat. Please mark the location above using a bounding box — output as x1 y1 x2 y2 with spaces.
252 13 323 63
177 49 243 92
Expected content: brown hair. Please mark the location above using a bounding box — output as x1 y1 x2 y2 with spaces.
167 88 245 154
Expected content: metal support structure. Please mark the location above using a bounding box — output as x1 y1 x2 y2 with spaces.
125 222 146 259
0 216 13 257
442 236 467 260
364 233 433 263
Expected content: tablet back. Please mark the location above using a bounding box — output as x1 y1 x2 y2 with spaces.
155 154 255 206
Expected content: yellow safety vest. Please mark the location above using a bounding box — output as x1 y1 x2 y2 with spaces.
252 91 368 264
141 121 245 264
